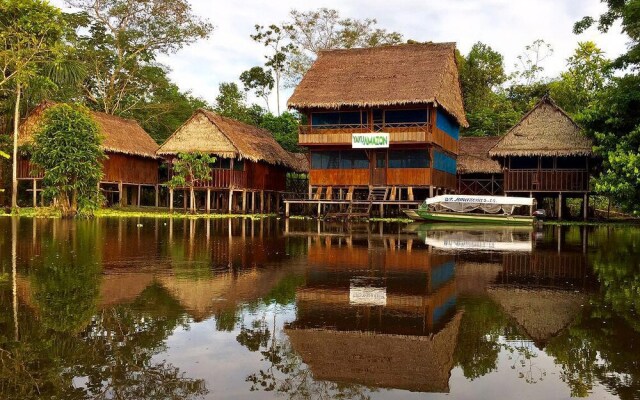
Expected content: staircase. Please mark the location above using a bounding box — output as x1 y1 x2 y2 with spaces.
325 186 388 220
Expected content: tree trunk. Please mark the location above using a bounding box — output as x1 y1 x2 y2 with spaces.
11 81 21 210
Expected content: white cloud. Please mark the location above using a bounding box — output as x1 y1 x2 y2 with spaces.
54 0 629 112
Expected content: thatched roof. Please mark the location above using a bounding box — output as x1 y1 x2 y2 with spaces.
458 136 502 173
19 101 159 158
488 287 586 347
489 97 593 157
287 43 468 127
285 311 462 393
157 109 303 171
288 152 309 173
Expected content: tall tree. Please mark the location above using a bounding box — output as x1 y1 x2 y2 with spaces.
239 66 274 112
31 104 105 218
0 0 66 209
250 24 294 115
457 42 520 136
549 41 611 115
282 8 403 85
214 82 265 126
574 0 640 213
259 112 301 153
67 0 212 115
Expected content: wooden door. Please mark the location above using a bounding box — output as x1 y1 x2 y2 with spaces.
371 151 387 186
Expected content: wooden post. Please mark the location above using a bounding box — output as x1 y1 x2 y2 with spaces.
119 182 124 206
251 191 256 213
260 191 265 213
285 201 290 217
206 189 211 213
583 192 588 221
317 201 321 217
228 190 233 213
379 203 384 218
242 190 247 213
169 188 174 211
32 179 37 207
558 192 563 220
155 185 159 207
529 192 534 216
137 185 141 207
429 186 434 198
183 190 187 211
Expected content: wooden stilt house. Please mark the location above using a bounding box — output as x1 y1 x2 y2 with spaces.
457 136 503 195
489 97 594 219
287 43 468 205
17 102 160 207
156 109 306 213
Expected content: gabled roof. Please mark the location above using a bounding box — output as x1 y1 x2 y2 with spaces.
19 101 159 158
489 97 593 157
157 110 304 171
458 136 502 174
287 43 468 127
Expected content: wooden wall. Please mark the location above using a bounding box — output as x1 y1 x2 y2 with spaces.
432 169 457 189
103 152 159 185
309 169 370 186
247 161 287 191
386 168 431 186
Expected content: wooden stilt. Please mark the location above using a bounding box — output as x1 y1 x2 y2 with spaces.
260 191 265 213
429 186 434 198
119 182 124 206
558 192 563 220
169 188 174 211
206 189 211 213
251 191 256 213
155 185 159 207
228 190 233 213
285 201 290 217
137 185 141 207
379 203 384 218
242 190 247 213
583 192 588 221
276 192 280 213
32 179 37 207
317 202 321 217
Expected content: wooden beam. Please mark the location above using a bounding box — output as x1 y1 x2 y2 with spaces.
169 188 174 211
285 201 290 217
228 190 233 213
137 185 141 207
32 179 37 207
155 185 159 207
242 190 247 213
206 189 211 213
119 182 124 206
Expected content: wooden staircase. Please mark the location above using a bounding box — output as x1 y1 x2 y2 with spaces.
325 186 388 220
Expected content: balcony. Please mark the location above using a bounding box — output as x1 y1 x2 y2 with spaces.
504 169 589 192
299 122 431 145
168 169 248 189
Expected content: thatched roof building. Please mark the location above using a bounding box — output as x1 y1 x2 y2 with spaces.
489 97 592 157
488 287 586 347
285 311 463 393
19 101 159 158
157 109 305 172
287 43 469 127
458 136 502 174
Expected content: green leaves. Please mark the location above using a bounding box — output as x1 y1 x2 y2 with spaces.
166 152 216 190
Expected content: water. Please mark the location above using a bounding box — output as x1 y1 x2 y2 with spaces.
0 217 638 400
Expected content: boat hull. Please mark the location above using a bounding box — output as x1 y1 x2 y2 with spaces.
403 210 534 225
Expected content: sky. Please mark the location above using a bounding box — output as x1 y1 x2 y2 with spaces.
54 0 629 112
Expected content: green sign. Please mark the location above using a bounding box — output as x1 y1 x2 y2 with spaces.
352 133 390 148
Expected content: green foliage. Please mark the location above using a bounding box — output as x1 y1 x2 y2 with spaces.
259 111 302 153
240 66 274 112
215 82 266 126
31 104 104 217
549 41 611 115
457 42 520 136
166 152 216 212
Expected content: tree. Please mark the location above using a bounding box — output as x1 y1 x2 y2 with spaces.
259 112 302 153
166 152 216 213
67 0 213 115
0 0 66 209
251 24 295 115
457 42 520 136
513 39 554 86
214 82 265 126
282 8 403 85
549 41 611 115
574 0 640 213
31 104 104 218
240 66 274 112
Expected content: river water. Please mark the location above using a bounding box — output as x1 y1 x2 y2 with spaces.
0 217 638 399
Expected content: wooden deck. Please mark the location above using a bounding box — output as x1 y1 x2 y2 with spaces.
284 199 421 218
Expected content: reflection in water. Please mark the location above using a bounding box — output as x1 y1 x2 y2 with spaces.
0 218 639 399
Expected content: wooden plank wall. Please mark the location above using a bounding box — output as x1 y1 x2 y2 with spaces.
103 152 159 184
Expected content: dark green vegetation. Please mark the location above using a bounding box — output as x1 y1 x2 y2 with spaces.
31 104 104 217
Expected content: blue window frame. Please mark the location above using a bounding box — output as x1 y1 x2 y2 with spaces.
388 150 429 168
433 150 456 174
436 109 460 140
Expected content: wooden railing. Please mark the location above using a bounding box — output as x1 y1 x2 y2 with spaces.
504 169 589 192
299 122 430 145
172 169 247 189
17 158 43 179
458 178 503 195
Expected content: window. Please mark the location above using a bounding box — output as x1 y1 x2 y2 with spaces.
436 109 460 140
311 151 369 169
541 157 554 169
433 151 456 174
510 157 537 169
311 111 366 127
233 159 245 171
389 150 429 168
212 158 231 169
384 109 429 125
557 157 585 169
340 151 369 169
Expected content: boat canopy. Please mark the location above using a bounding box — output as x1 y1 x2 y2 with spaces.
423 195 535 215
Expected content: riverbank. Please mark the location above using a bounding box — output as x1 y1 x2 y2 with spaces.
1 207 277 220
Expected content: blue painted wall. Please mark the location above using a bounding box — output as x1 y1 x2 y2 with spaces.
436 109 460 140
433 150 457 175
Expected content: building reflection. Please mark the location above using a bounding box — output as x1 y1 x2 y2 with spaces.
283 226 462 393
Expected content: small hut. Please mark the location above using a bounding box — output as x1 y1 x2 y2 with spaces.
457 136 503 195
156 109 306 213
17 101 160 207
489 97 594 219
